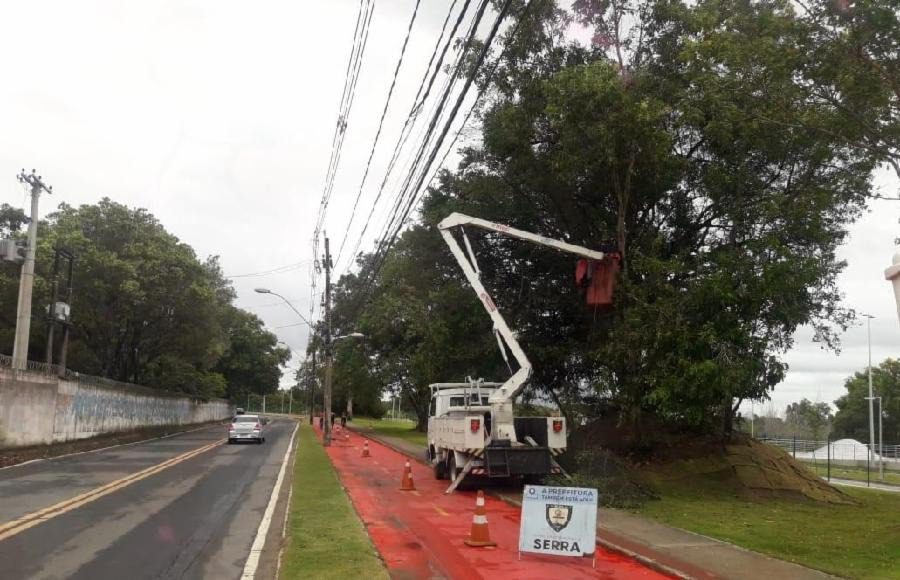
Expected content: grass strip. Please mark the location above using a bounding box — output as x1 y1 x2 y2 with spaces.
279 425 388 579
352 417 427 447
637 481 900 579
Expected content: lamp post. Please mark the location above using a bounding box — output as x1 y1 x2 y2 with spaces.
866 396 884 481
861 313 876 467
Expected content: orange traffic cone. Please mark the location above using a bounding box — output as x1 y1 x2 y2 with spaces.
361 440 371 458
464 490 496 547
345 432 350 441
400 460 416 491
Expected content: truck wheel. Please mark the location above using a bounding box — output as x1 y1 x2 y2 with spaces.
433 452 447 480
448 453 460 482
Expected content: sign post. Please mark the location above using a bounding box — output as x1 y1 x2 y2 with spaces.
518 485 598 566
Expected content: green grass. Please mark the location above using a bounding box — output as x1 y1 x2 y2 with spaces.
352 417 427 447
636 479 900 579
280 425 388 579
799 460 900 486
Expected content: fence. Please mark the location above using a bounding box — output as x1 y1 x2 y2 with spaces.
759 437 900 488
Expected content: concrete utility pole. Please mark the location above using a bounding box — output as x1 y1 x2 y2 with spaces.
12 169 52 370
323 235 334 446
863 314 875 465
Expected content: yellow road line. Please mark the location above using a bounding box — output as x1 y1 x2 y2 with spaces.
0 439 224 542
433 506 449 517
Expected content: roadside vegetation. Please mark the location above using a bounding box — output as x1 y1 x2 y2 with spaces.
352 417 427 447
280 425 388 579
637 482 900 580
0 200 289 400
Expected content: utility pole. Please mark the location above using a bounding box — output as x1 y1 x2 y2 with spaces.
308 349 317 424
323 236 334 446
288 387 293 415
45 249 61 365
864 314 875 466
12 169 52 370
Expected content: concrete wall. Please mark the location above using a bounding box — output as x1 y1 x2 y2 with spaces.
0 368 232 449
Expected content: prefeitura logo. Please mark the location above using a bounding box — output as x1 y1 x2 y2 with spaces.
545 504 572 532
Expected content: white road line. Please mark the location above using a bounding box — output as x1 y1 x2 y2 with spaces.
241 421 299 580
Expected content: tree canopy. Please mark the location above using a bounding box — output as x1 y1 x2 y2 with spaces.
0 199 289 399
323 0 896 435
833 358 900 444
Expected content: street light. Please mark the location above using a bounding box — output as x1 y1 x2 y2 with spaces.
866 396 884 481
862 313 875 468
254 288 312 327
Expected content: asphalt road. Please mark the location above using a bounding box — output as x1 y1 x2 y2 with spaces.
0 419 296 580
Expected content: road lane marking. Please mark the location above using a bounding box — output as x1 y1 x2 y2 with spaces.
434 506 449 517
240 421 299 579
0 439 224 542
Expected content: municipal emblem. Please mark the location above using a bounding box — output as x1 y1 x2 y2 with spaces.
545 503 572 532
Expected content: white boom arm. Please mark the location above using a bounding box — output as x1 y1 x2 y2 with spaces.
438 212 606 442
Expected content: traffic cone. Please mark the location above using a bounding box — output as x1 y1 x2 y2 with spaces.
464 490 496 547
345 432 350 441
400 460 416 491
361 440 371 458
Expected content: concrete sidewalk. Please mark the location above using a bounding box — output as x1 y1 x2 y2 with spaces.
829 477 900 493
350 424 837 580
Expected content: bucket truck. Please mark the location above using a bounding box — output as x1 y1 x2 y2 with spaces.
426 213 610 493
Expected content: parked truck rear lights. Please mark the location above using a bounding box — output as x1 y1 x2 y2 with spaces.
552 419 563 433
470 418 481 433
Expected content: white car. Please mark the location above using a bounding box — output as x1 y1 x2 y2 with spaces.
228 414 265 444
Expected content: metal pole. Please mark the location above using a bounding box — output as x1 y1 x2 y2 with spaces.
289 388 293 415
247 393 250 411
45 249 61 365
263 395 266 414
57 254 74 378
309 349 316 425
12 170 52 370
323 236 334 446
878 397 884 481
750 401 754 438
827 433 831 482
865 314 876 471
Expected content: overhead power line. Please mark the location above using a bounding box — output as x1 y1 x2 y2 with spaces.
340 0 475 275
225 260 312 279
335 0 425 266
372 0 504 271
347 0 515 309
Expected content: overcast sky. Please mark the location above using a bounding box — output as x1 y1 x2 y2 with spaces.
1 1 897 407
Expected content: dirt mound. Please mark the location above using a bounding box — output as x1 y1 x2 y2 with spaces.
567 418 852 504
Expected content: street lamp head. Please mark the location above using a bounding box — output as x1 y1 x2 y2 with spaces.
347 332 365 339
254 288 271 294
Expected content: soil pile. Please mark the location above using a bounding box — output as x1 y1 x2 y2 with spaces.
566 418 852 504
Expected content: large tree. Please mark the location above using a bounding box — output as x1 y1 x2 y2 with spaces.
0 199 288 399
333 0 891 437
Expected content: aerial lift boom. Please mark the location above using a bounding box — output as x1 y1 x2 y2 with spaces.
437 212 606 444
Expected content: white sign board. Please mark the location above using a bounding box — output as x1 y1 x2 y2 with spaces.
518 485 598 557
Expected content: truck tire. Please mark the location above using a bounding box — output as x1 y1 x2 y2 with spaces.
448 453 460 483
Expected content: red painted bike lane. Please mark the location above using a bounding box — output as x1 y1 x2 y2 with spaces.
323 428 670 579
